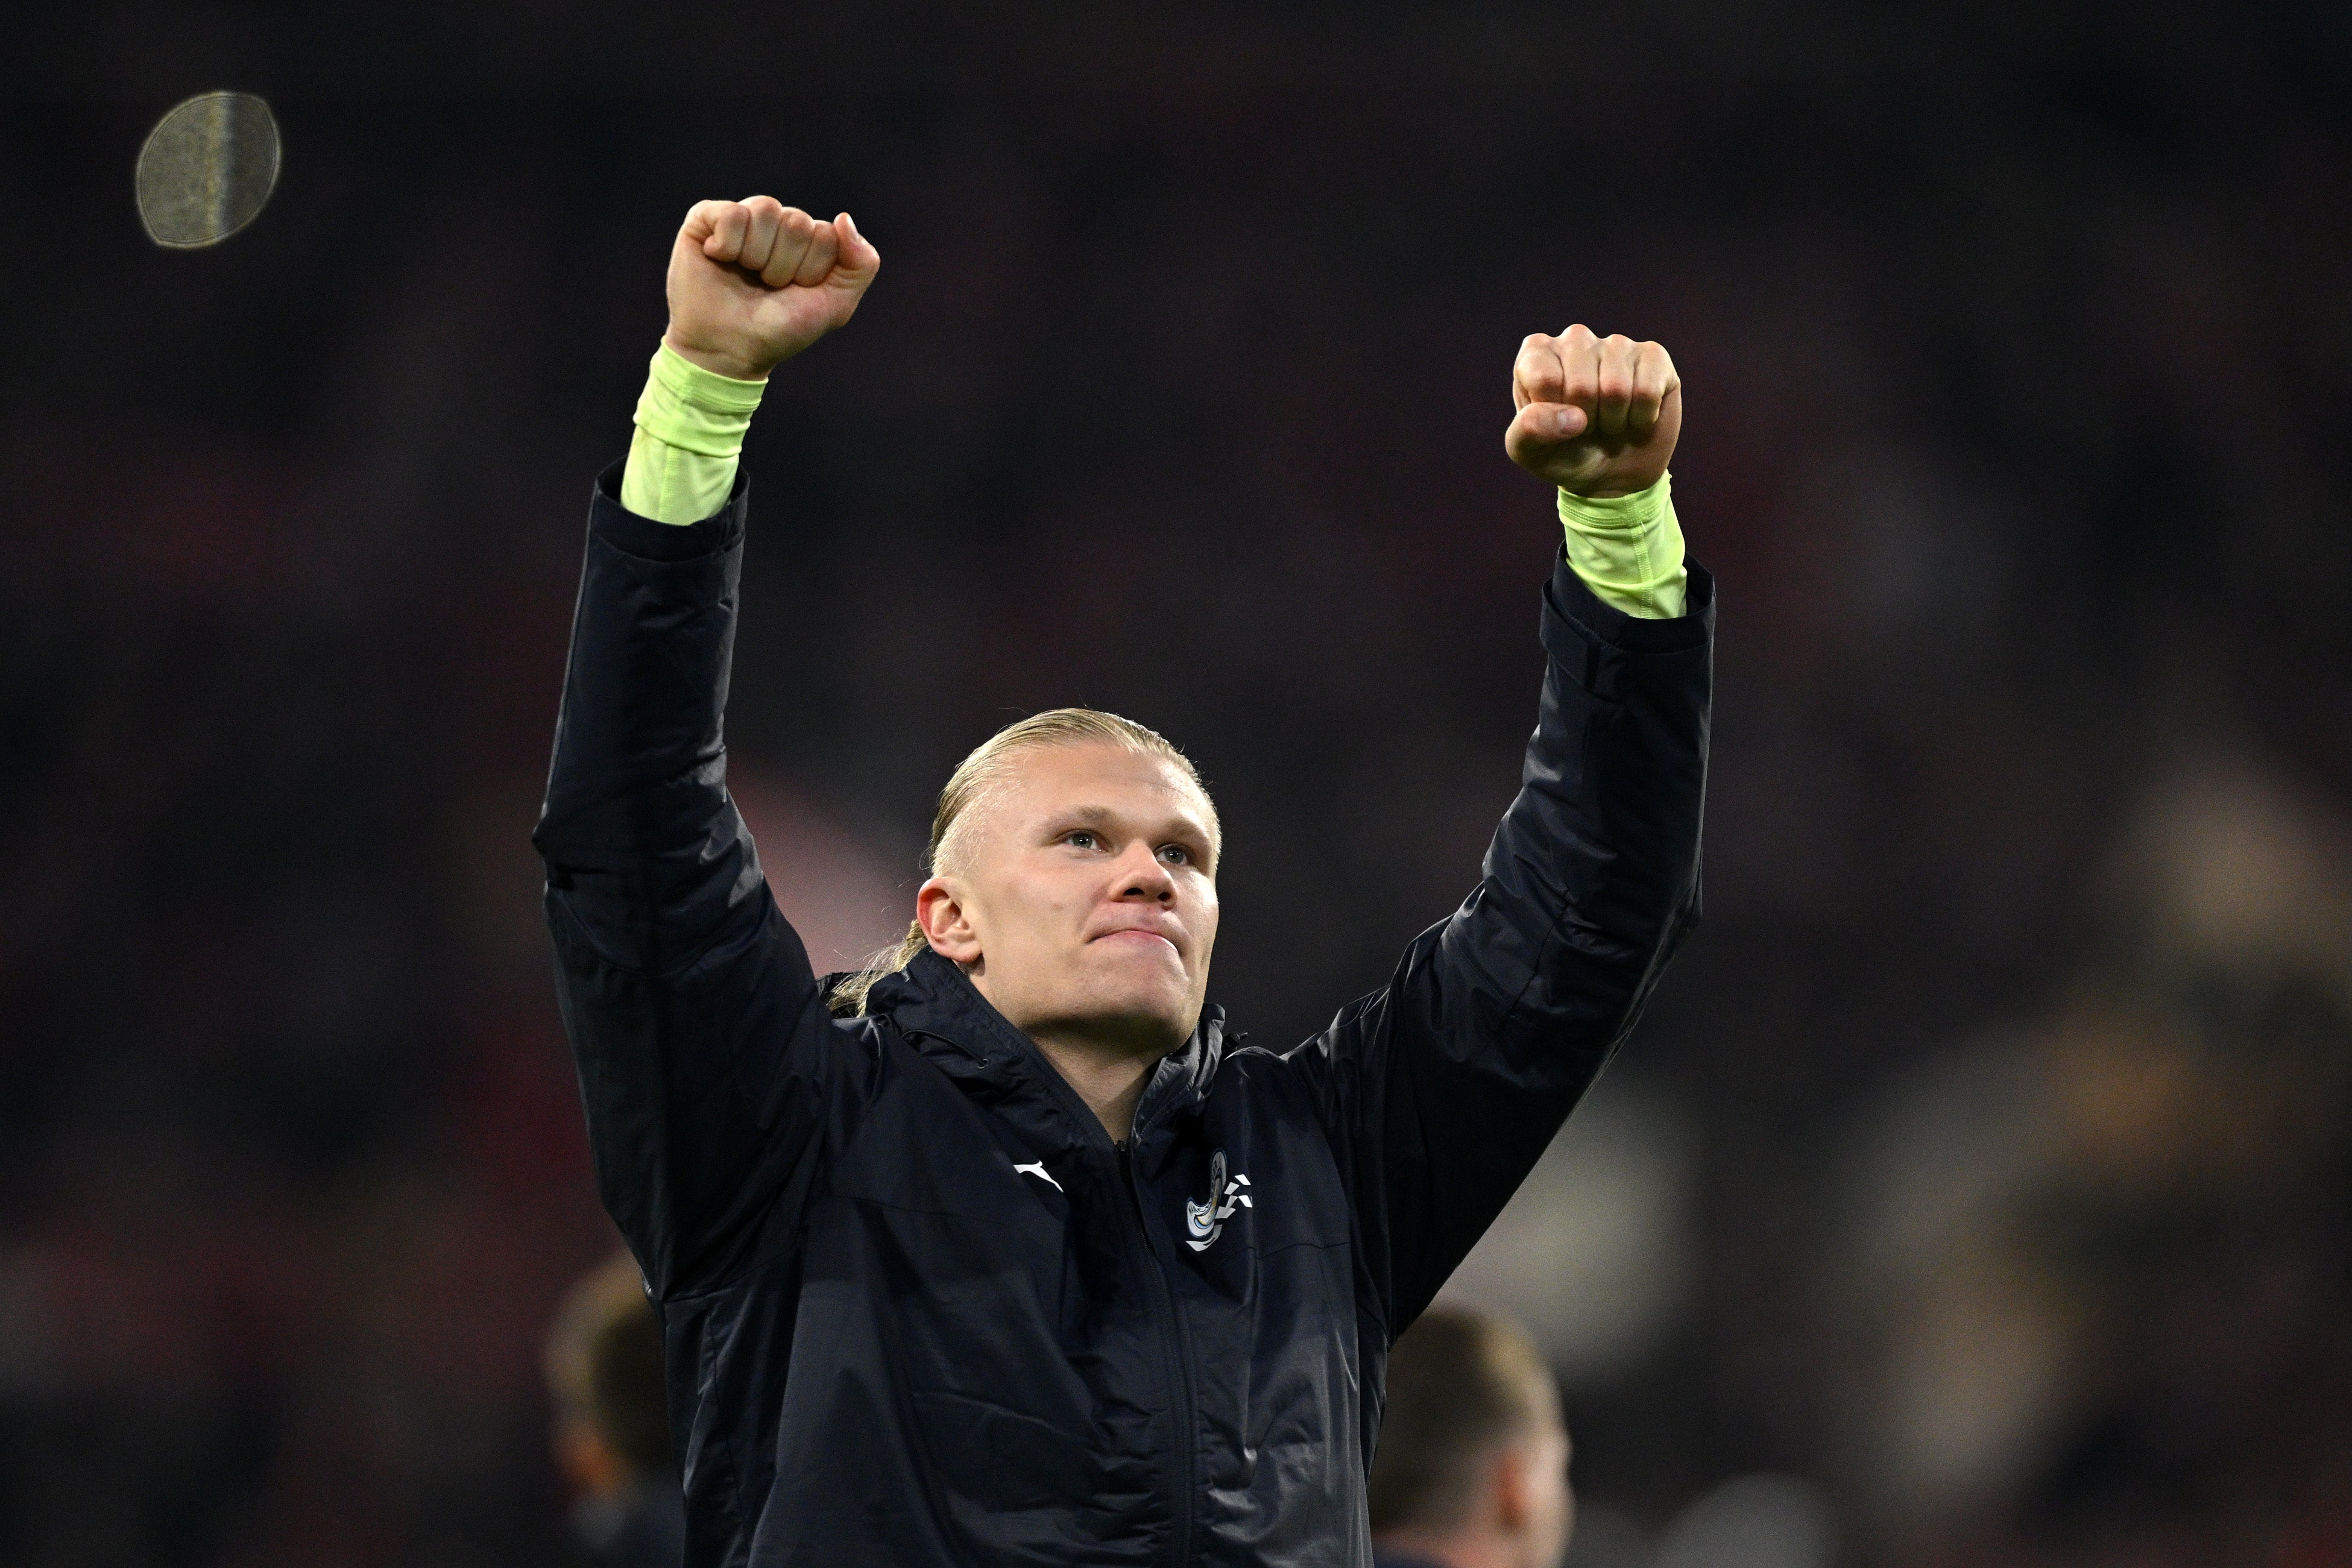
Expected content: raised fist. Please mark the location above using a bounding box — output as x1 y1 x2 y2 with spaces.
1505 326 1681 498
662 197 881 382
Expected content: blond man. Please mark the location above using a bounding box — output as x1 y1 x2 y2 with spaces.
535 197 1710 1567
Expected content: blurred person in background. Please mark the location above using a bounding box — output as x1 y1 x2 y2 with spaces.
1369 1306 1574 1568
533 194 1710 1565
1824 755 2352 1563
546 1253 684 1568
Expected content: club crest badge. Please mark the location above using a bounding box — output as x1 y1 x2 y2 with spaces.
1184 1148 1252 1252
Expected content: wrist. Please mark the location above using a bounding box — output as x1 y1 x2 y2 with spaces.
1559 471 1671 528
636 341 767 453
660 328 773 384
1557 472 1686 619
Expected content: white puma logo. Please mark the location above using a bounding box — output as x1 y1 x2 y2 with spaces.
1014 1161 1062 1192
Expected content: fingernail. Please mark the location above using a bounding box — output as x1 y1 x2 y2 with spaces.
1548 408 1578 436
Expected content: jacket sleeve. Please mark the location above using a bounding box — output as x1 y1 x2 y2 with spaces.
1294 549 1713 1340
532 464 859 1299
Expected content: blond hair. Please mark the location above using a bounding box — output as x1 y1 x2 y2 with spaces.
825 708 1211 1017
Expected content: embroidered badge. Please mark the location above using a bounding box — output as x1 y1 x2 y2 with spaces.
1184 1148 1252 1252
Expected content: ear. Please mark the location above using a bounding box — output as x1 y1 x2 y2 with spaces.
916 876 982 964
1492 1443 1532 1534
558 1418 626 1499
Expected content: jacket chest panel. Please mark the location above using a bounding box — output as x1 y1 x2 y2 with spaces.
799 1059 1181 1555
1137 1076 1364 1465
790 1036 1367 1561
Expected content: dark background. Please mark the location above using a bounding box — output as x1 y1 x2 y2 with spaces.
5 2 2351 1563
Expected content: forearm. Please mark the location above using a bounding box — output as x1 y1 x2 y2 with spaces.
536 467 837 1302
532 471 761 971
1437 550 1712 1063
1314 550 1712 1327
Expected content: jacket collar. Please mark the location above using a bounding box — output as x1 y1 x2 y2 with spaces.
865 949 1229 1151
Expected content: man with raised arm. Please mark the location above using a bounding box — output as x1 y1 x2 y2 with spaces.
534 194 1711 1567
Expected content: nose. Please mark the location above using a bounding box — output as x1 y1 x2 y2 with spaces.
1114 843 1176 902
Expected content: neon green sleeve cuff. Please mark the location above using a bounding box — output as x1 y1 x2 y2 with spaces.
617 341 769 525
1557 473 1688 619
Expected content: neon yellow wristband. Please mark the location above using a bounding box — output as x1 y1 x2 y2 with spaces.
1557 473 1688 620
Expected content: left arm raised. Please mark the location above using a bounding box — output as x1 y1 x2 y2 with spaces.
1292 326 1711 1337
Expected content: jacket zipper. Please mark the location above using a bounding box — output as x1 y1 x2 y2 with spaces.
1118 1136 1199 1568
923 1012 1203 1565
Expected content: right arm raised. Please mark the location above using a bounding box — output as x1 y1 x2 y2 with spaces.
627 197 881 522
532 200 878 1298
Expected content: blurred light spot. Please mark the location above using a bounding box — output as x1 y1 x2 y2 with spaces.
1437 1078 1696 1383
1876 1246 2077 1510
1565 1503 1652 1568
136 92 281 249
1651 1475 1836 1568
2120 750 2352 989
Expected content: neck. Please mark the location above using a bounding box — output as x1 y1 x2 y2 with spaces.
1026 1029 1158 1141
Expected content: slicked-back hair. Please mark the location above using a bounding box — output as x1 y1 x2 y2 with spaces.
1368 1306 1560 1535
825 708 1213 1018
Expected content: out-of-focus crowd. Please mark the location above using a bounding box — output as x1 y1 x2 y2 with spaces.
2 2 2348 1563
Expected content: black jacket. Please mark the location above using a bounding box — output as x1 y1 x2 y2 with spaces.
534 465 1712 1567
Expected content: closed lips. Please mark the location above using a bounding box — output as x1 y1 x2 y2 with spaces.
1095 929 1177 949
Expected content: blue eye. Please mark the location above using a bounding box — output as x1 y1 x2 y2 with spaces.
1067 831 1098 849
1160 845 1190 865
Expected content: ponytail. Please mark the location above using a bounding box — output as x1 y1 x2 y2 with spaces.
826 921 930 1018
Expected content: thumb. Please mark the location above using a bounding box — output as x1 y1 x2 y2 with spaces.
1504 401 1588 468
678 198 731 256
830 212 881 285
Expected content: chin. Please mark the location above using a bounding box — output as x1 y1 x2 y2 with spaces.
1063 966 1199 1046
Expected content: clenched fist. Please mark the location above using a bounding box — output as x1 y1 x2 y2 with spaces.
662 197 881 382
1505 326 1681 498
